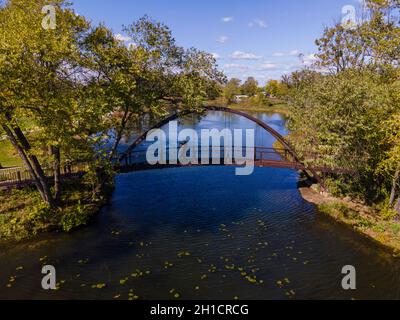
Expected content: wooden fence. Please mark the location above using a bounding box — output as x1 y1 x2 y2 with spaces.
0 162 89 189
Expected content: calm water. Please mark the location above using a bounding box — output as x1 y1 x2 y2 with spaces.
1 111 400 300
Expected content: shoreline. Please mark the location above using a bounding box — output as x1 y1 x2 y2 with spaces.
0 178 113 243
227 104 290 115
299 185 400 256
206 99 291 115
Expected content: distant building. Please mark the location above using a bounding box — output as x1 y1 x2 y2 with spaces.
234 95 249 103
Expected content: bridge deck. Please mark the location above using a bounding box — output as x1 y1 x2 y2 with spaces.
117 146 353 174
118 159 352 174
0 147 352 190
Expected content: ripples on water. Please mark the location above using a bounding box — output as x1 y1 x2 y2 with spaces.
1 112 400 300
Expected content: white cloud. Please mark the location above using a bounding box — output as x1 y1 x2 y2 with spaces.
115 34 132 42
223 64 250 71
248 19 267 28
258 63 277 70
230 51 262 60
221 16 234 23
272 50 301 57
211 52 221 59
217 36 229 44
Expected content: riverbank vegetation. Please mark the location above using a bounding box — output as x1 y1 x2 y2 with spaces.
285 0 400 245
211 96 290 114
213 76 290 114
0 0 225 240
300 187 400 253
228 102 290 115
0 178 113 241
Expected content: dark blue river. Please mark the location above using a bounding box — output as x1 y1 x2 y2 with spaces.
1 111 400 300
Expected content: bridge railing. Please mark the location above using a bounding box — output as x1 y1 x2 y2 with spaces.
116 146 296 168
0 147 352 189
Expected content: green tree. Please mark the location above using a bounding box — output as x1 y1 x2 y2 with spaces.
0 3 225 208
315 0 400 73
265 80 288 97
287 69 400 202
223 78 241 103
379 113 400 210
0 0 122 205
88 16 225 160
286 0 400 207
241 77 258 96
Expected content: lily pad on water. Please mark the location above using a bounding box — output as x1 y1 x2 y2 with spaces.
225 264 235 270
208 265 217 273
78 258 90 264
245 275 257 284
128 292 139 300
177 251 191 258
131 269 144 278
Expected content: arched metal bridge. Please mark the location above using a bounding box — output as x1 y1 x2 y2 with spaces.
117 106 351 185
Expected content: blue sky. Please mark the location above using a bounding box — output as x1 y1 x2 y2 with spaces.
72 0 363 85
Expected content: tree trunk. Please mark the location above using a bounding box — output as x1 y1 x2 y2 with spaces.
108 109 131 161
11 125 55 207
109 129 123 161
389 167 400 208
2 124 47 201
51 146 61 204
2 117 56 207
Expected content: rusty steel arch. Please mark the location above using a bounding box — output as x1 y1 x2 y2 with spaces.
119 105 323 185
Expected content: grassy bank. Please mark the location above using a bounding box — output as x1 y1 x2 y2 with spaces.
300 186 400 254
228 103 290 115
208 97 291 115
0 139 23 168
0 179 113 242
